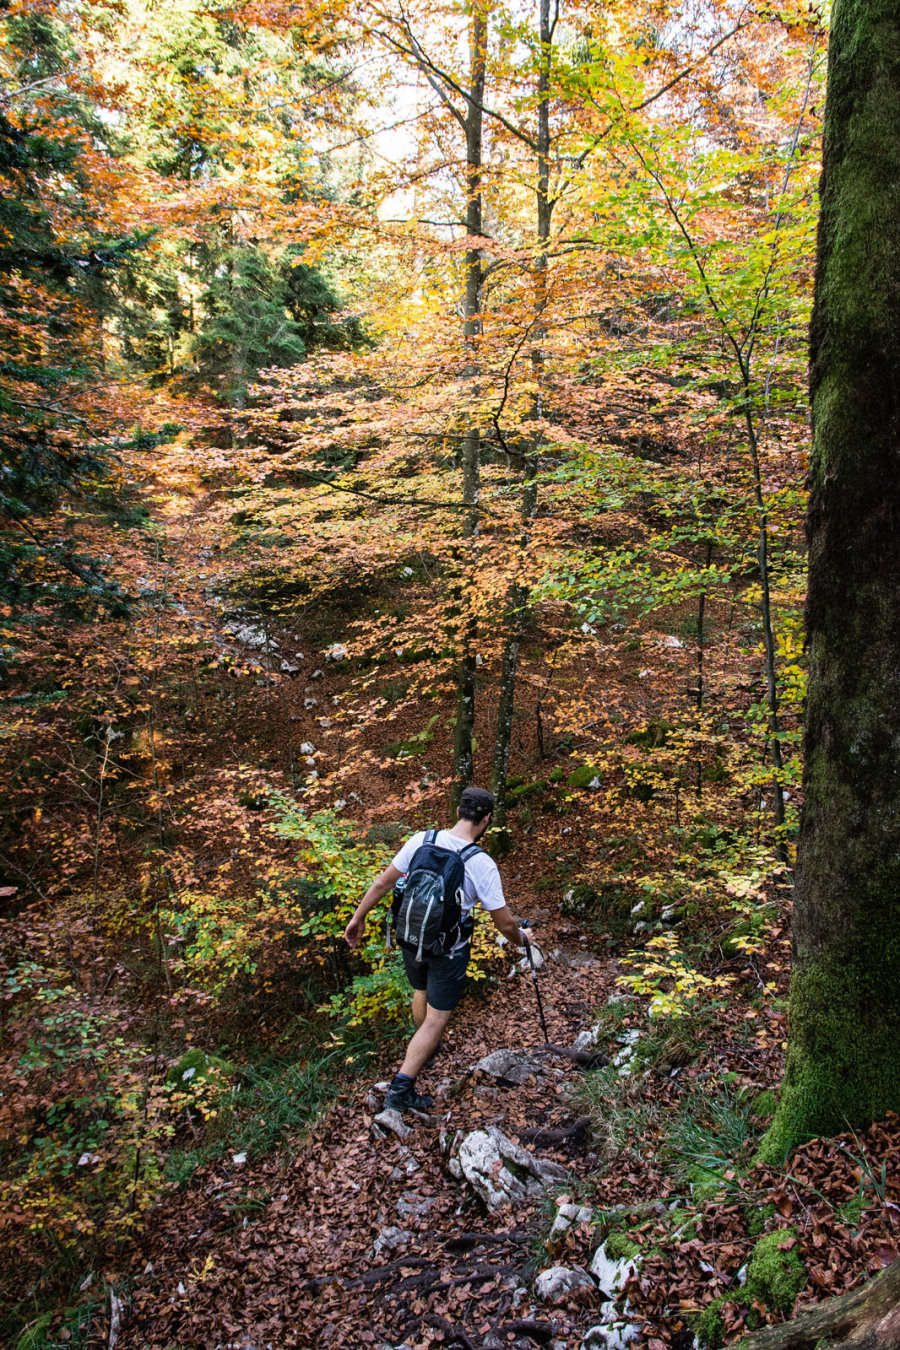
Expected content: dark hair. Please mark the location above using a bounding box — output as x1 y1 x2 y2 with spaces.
458 786 495 823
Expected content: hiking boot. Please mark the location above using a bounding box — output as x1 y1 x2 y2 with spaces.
384 1080 435 1114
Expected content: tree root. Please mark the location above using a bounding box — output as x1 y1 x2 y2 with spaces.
519 1116 592 1145
740 1259 900 1349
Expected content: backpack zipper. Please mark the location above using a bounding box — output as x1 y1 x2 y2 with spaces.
416 892 436 962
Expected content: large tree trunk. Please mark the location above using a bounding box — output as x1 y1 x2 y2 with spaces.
759 0 900 1162
741 1259 900 1349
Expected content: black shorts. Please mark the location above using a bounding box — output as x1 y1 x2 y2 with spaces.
401 944 470 1011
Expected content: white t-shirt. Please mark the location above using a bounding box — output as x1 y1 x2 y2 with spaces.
391 829 506 951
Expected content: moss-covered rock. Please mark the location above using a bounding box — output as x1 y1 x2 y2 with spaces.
604 1230 640 1261
566 764 603 788
745 1228 807 1311
627 719 675 750
167 1048 233 1090
507 778 549 803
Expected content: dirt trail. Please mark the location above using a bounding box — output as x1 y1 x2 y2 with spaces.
122 934 616 1350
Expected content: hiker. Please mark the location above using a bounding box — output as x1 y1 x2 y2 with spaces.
343 786 533 1114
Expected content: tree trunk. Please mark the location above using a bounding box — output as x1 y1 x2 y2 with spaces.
450 7 486 810
740 1259 900 1350
759 0 900 1162
489 0 553 839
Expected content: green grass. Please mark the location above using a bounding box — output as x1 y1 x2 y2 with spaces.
165 1023 394 1184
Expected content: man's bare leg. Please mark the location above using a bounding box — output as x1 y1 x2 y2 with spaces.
412 988 427 1029
398 1004 453 1079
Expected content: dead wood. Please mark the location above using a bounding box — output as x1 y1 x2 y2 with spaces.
519 1116 592 1145
496 1319 555 1344
422 1314 479 1349
740 1258 900 1349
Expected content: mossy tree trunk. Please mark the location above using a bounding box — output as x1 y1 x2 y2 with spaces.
759 0 900 1163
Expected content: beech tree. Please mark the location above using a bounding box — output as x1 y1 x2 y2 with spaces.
760 0 900 1162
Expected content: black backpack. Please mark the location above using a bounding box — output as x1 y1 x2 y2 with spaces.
392 830 481 961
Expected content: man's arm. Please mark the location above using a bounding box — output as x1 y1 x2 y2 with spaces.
487 904 533 947
344 864 403 948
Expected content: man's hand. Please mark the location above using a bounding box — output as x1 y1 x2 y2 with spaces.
344 913 365 948
519 927 535 947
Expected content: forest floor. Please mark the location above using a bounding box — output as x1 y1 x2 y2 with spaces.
5 426 900 1350
113 909 900 1350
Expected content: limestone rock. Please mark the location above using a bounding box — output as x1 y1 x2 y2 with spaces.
448 1125 568 1211
581 1321 641 1349
369 1225 412 1258
589 1242 639 1298
396 1191 436 1220
473 1048 545 1085
549 1202 594 1241
534 1264 595 1304
372 1109 411 1141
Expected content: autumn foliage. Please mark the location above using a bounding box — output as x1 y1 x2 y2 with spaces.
0 0 836 1343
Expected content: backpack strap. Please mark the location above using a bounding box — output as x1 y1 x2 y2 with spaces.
459 843 481 863
424 828 439 845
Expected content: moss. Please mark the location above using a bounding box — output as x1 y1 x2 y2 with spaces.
692 1294 727 1349
605 1230 640 1261
507 778 548 803
548 766 565 783
626 719 675 749
566 764 603 788
748 1089 777 1121
745 1201 775 1237
837 1193 864 1228
745 1229 807 1312
168 1048 234 1089
758 957 900 1164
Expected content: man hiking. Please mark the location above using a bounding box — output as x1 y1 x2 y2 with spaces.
343 786 533 1114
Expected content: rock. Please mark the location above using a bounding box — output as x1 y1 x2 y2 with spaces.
549 1202 594 1241
370 1225 412 1258
568 952 601 968
325 643 347 660
311 668 324 679
372 1109 411 1141
581 1322 641 1349
534 1264 594 1304
390 1146 421 1178
518 942 545 972
224 623 272 649
448 1126 568 1211
589 1242 639 1298
573 1025 602 1053
396 1192 437 1220
474 1048 545 1085
304 697 318 708
280 660 299 674
299 741 315 754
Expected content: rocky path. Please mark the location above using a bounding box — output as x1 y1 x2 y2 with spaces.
121 935 643 1350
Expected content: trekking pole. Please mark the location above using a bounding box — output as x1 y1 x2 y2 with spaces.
521 919 550 1045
